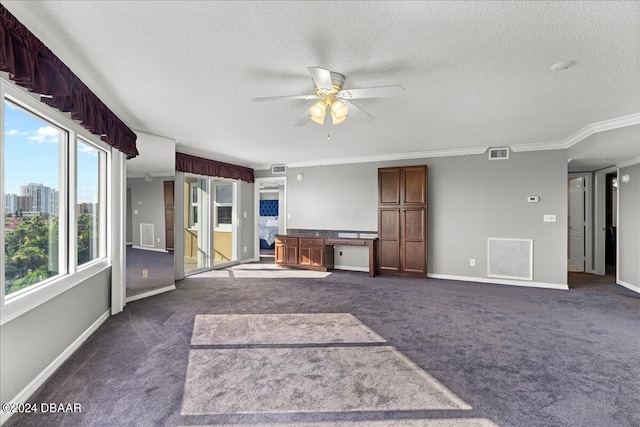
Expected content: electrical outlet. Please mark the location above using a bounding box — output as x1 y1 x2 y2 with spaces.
142 269 148 278
339 251 343 256
470 259 476 267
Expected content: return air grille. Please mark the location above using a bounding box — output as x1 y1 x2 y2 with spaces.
271 164 287 174
488 147 509 160
140 223 155 247
488 238 532 280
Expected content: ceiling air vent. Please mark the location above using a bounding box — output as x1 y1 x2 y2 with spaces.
271 164 287 174
488 147 509 160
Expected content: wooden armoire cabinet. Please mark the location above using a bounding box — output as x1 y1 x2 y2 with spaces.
163 180 175 252
378 166 427 278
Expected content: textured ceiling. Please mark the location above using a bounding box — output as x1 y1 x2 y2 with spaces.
3 1 639 170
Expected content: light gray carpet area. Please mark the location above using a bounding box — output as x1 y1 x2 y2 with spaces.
183 419 500 427
190 313 386 345
5 264 640 427
182 346 469 415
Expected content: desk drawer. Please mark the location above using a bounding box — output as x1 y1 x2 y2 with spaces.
325 239 367 246
299 238 324 246
276 237 298 245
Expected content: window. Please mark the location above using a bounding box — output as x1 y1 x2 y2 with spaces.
3 100 65 296
1 79 111 323
77 138 106 266
214 182 233 230
187 179 200 229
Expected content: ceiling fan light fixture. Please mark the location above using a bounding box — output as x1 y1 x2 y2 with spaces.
331 101 348 119
310 101 326 119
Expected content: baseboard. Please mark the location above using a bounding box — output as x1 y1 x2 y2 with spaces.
0 310 110 425
334 265 369 272
131 245 168 253
125 284 176 303
617 279 640 295
428 273 569 290
242 257 259 264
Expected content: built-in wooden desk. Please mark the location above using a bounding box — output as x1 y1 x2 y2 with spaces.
324 238 378 277
275 235 378 277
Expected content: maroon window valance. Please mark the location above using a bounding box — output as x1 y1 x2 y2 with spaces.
176 152 254 183
0 5 138 158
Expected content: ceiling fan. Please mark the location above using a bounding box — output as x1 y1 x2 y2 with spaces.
252 67 405 126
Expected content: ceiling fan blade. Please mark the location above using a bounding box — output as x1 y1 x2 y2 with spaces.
253 94 319 102
294 109 311 127
337 85 405 100
343 100 375 122
307 67 334 92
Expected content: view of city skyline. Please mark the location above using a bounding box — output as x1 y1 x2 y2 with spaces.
4 100 100 205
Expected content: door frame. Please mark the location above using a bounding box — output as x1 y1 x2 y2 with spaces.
593 166 617 275
568 173 593 273
254 176 287 262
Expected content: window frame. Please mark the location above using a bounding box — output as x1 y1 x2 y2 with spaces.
76 136 108 268
1 77 112 325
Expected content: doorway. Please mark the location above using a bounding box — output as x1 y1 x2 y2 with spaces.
605 173 617 275
568 176 585 272
254 177 287 261
183 175 238 274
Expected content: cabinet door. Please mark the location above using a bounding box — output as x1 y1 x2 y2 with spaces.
163 180 174 251
299 245 324 266
402 207 426 274
284 245 298 264
379 208 400 272
299 246 312 266
379 168 401 205
402 166 427 205
275 244 285 264
309 246 324 266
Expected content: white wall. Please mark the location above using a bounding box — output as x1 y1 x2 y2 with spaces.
0 269 110 408
618 162 640 291
257 149 568 287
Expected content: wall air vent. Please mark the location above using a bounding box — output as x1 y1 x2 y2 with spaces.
488 238 533 280
488 147 510 160
271 164 287 174
140 223 155 247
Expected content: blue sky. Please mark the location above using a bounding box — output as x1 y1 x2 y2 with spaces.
4 101 99 204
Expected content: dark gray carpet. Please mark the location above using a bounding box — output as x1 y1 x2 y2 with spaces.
6 266 640 427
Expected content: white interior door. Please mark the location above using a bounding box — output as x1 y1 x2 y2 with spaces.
569 177 585 271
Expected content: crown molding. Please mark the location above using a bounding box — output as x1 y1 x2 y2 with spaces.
283 146 490 169
510 112 640 153
202 113 640 171
509 140 566 153
589 113 640 134
617 156 640 168
563 112 640 149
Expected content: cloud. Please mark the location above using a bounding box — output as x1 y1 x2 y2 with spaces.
28 126 60 144
4 129 29 136
78 143 99 157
